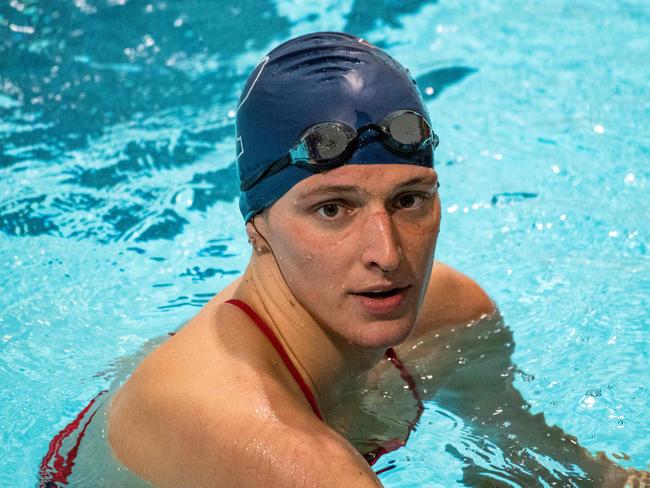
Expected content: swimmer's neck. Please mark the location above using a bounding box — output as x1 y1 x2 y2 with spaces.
233 252 386 411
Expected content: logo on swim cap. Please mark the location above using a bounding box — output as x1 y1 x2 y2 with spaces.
237 55 270 114
236 55 271 164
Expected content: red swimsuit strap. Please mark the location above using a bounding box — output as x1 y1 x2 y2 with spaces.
364 347 425 472
39 389 108 486
37 306 422 485
225 299 324 421
225 299 423 473
385 346 424 425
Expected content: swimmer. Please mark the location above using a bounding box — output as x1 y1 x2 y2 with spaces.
41 32 645 487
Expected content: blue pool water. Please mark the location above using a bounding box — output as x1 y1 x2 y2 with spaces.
1 0 648 486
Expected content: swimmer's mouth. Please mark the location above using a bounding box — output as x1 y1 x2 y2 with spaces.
352 285 411 298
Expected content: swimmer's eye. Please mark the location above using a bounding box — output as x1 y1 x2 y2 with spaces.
316 203 343 219
394 192 431 210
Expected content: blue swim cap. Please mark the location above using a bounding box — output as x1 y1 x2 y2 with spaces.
235 31 434 221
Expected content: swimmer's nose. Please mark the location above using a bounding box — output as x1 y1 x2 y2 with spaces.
361 210 402 274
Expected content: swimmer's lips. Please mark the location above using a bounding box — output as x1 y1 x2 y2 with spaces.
352 286 410 298
349 285 411 314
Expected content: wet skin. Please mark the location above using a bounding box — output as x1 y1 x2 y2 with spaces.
72 164 636 487
250 164 440 352
98 163 493 488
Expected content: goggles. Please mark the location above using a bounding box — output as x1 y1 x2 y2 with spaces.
241 109 439 191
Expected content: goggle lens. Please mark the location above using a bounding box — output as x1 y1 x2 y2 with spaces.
305 125 350 163
387 111 430 148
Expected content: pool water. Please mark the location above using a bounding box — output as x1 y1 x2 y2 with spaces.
1 0 648 486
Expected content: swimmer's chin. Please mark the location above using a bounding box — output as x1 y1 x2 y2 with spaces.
343 319 417 350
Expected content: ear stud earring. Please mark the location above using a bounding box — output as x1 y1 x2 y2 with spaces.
248 238 263 253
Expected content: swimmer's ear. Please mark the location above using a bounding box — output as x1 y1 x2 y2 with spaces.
246 216 270 253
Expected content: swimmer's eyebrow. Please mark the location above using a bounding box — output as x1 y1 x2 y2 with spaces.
299 184 361 197
393 175 439 191
299 175 438 199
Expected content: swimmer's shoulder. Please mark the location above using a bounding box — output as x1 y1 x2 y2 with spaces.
107 297 380 488
415 260 496 333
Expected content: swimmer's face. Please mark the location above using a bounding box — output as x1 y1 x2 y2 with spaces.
255 164 440 349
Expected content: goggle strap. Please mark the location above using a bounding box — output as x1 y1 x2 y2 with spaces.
241 153 291 192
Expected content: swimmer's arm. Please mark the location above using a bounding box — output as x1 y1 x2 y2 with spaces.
404 314 631 486
398 261 632 485
446 327 632 485
108 374 383 488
